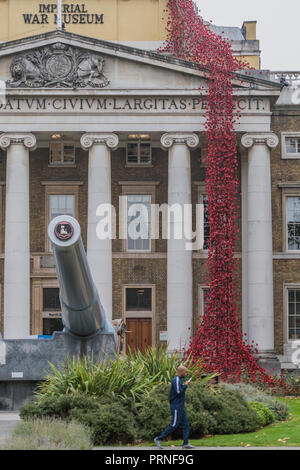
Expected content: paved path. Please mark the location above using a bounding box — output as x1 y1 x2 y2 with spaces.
0 412 20 445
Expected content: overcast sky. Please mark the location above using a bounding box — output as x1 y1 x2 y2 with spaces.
194 0 300 70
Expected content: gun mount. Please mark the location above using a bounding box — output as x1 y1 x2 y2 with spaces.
0 216 116 410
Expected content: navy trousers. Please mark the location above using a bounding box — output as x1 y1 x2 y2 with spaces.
157 407 190 446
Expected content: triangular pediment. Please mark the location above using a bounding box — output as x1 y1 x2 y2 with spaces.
0 30 282 94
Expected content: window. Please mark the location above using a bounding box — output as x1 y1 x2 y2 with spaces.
126 288 152 311
203 195 210 251
43 288 61 310
49 141 75 165
48 194 75 252
288 289 300 340
286 197 300 250
281 133 300 159
127 194 151 252
42 287 63 336
126 140 152 165
286 137 300 154
198 189 210 251
198 286 210 319
49 194 75 222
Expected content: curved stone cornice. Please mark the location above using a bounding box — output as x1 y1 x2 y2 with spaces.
0 133 37 151
241 133 279 150
160 133 199 150
80 133 119 151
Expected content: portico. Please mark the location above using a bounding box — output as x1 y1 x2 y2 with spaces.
0 30 283 366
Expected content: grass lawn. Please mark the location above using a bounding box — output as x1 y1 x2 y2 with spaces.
143 398 300 448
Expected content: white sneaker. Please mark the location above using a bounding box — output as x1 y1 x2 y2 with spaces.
154 437 163 449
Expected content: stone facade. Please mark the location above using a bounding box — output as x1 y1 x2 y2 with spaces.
0 29 298 369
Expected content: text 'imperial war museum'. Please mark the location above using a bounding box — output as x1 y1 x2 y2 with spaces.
0 0 299 371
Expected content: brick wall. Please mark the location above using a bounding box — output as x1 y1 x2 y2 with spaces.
271 111 300 353
29 147 88 253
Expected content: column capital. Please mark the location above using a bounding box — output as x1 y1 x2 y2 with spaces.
161 132 199 150
0 133 37 151
241 132 279 150
80 133 119 151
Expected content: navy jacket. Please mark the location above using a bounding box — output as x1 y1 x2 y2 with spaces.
169 375 187 409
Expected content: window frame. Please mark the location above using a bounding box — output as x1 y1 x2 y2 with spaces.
120 183 157 253
283 284 300 343
49 140 76 166
126 193 152 253
282 189 300 253
43 182 81 252
197 183 209 253
126 140 152 166
31 278 62 336
198 285 210 321
281 132 300 160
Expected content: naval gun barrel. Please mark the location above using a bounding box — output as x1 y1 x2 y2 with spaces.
48 215 116 339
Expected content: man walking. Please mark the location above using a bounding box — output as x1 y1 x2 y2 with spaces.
154 365 195 450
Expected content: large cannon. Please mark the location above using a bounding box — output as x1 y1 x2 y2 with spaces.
48 215 116 339
0 216 117 410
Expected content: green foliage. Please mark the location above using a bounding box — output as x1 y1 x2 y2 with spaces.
127 345 218 385
136 382 261 441
70 402 137 446
20 393 100 421
0 418 92 450
280 371 300 396
20 393 136 446
35 347 217 406
221 382 289 421
35 354 158 406
248 401 275 427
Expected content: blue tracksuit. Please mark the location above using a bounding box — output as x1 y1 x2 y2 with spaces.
157 375 190 446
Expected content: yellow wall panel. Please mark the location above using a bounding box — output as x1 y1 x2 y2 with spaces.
0 0 168 42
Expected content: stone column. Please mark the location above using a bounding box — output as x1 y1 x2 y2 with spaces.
0 133 37 339
80 133 119 322
161 132 199 352
241 132 279 359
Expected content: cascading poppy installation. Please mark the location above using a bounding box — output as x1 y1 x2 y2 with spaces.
161 0 290 392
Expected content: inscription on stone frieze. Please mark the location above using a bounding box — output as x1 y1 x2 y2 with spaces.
0 97 267 113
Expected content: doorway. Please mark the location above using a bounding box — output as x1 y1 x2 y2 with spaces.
123 285 155 354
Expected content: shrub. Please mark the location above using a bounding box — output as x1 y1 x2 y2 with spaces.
248 402 275 427
221 382 289 421
280 371 300 396
0 419 92 450
20 392 137 446
201 386 261 435
136 382 261 441
20 393 99 421
70 402 137 445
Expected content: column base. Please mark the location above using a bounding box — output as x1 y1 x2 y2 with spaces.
256 350 281 375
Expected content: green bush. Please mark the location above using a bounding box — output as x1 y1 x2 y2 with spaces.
221 382 289 421
248 401 275 427
198 386 261 435
20 393 137 446
136 382 261 441
280 371 300 396
20 393 99 420
70 402 137 446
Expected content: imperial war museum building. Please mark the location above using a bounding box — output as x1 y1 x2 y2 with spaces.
0 0 299 371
